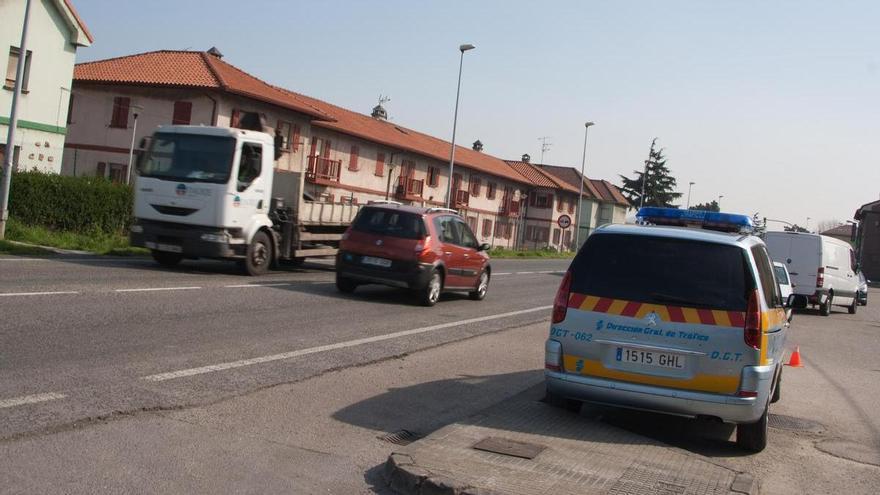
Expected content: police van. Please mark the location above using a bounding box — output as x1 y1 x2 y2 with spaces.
544 207 793 452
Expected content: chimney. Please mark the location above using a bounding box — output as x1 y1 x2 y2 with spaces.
207 46 224 58
472 140 483 152
371 103 387 121
521 153 530 163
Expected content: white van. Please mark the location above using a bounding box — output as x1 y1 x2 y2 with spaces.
763 232 859 316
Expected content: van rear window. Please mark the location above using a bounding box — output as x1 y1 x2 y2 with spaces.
352 208 425 239
570 233 752 311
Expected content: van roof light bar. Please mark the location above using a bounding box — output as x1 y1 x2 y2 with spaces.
637 207 754 233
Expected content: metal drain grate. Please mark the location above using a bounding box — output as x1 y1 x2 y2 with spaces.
768 414 824 432
378 429 420 445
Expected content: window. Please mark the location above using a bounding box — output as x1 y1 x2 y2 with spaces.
96 162 106 178
291 124 301 151
140 133 235 184
467 216 477 232
355 209 426 239
433 216 460 244
427 166 439 187
455 218 479 248
557 197 564 212
5 47 31 91
563 230 572 248
487 182 497 199
0 145 21 172
752 245 782 307
173 101 193 125
570 234 752 311
553 228 561 244
109 163 128 184
110 97 130 128
482 219 492 237
471 177 481 197
375 152 385 176
568 198 576 214
348 145 360 171
276 121 292 150
531 193 552 208
773 265 790 285
237 142 262 191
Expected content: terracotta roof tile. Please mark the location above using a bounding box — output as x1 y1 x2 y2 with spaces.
504 161 579 193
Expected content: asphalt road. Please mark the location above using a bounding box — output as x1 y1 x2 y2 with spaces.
0 254 569 440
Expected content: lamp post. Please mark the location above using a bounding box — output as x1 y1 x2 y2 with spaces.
0 0 32 240
445 43 475 209
717 195 724 210
686 181 695 209
575 122 594 250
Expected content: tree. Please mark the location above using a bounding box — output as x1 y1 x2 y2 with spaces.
784 224 809 233
689 201 720 212
619 139 682 208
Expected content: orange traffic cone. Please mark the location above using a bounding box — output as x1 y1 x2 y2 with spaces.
786 346 803 367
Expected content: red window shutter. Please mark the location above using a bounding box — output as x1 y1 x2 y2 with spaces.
310 138 318 158
349 145 359 171
111 97 130 128
471 178 481 196
230 109 241 128
172 101 192 125
482 219 492 237
568 199 575 214
375 152 385 176
291 125 301 151
322 140 331 158
96 162 106 177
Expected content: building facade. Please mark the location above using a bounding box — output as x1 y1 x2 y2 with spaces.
1 0 91 173
855 199 880 282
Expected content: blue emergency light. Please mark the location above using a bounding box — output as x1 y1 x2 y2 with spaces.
637 207 754 233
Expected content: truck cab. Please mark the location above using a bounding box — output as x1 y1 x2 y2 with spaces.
130 126 277 274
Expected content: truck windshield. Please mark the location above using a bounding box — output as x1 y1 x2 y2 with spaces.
139 133 235 184
570 233 753 311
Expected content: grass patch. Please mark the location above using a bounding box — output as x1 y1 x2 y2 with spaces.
0 239 53 256
6 217 147 256
488 247 576 259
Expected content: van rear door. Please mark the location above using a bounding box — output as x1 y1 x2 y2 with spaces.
558 233 757 396
765 233 819 296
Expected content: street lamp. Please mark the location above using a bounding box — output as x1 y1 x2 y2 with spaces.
717 195 724 209
445 43 475 209
686 182 695 209
575 121 594 250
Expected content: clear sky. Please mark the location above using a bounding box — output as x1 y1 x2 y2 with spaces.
70 0 879 229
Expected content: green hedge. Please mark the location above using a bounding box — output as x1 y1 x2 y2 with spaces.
9 171 133 234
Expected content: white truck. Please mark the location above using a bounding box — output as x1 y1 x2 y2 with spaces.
130 125 359 275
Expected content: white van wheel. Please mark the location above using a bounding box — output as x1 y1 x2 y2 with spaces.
848 297 857 315
819 295 831 316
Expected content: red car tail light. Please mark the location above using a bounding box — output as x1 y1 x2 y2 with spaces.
744 289 762 349
552 271 572 324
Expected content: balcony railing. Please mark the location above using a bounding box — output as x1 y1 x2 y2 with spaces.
454 189 470 207
306 155 342 184
395 176 424 199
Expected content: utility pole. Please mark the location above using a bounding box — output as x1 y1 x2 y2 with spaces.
0 0 33 240
638 138 657 210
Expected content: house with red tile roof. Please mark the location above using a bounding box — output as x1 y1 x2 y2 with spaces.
1 0 92 174
64 48 610 251
537 163 630 247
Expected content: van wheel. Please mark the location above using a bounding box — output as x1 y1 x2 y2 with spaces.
469 271 490 301
419 270 442 307
243 231 272 276
544 387 581 412
736 405 769 452
151 250 182 268
336 275 358 293
847 297 857 314
819 296 831 316
771 368 782 403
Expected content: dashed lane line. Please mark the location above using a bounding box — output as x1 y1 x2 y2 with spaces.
0 392 66 409
141 305 553 382
224 283 294 288
0 291 80 297
115 286 202 293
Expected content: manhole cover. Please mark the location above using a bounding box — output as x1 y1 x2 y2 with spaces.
378 429 420 445
768 414 824 432
472 436 546 459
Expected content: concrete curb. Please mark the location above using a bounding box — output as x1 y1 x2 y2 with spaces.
384 453 503 495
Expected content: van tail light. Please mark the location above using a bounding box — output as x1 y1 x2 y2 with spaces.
744 289 762 350
552 271 572 324
545 339 563 372
816 266 825 288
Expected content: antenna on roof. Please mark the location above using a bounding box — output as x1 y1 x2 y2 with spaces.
538 136 552 165
372 95 390 120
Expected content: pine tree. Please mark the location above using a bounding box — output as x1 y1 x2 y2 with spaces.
619 140 683 208
689 201 720 212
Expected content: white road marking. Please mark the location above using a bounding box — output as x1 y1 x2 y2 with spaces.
224 283 293 288
142 305 552 382
494 272 512 275
0 290 79 297
115 286 202 293
0 392 66 409
517 271 536 274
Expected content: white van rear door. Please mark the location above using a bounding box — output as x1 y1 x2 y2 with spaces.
787 235 821 295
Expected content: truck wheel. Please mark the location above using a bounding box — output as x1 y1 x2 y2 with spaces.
151 250 182 268
336 275 358 293
419 270 442 307
243 231 272 276
736 404 769 452
819 295 831 316
469 271 490 301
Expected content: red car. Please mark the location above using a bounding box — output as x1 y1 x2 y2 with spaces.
336 203 491 306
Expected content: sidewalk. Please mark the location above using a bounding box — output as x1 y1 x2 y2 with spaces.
382 386 758 495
